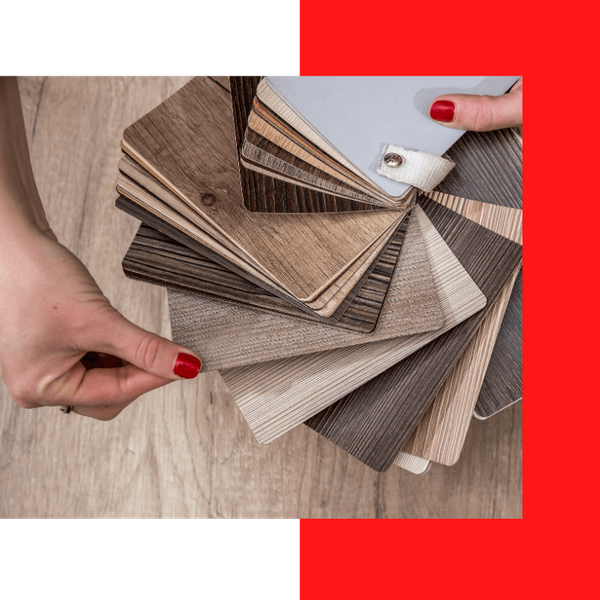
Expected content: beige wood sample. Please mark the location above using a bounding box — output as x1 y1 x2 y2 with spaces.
394 454 431 475
116 162 401 317
393 191 522 468
121 76 402 301
168 209 444 370
217 206 486 444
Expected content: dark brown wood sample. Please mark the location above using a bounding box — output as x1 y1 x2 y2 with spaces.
439 128 522 417
304 194 523 471
230 76 386 213
120 213 411 334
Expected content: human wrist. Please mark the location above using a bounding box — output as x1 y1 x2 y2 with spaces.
0 187 52 244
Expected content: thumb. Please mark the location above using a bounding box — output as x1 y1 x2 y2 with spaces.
429 78 522 132
86 309 202 380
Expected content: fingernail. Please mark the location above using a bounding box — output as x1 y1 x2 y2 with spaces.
174 353 202 379
430 100 455 123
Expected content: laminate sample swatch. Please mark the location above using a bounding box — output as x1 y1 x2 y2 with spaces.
121 76 402 301
122 212 410 334
166 209 444 371
439 128 522 417
230 76 384 213
474 276 522 419
242 95 399 208
304 195 523 471
393 454 431 475
116 158 402 317
264 76 519 197
219 205 486 444
393 191 522 467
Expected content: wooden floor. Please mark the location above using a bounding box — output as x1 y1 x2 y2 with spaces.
0 78 522 519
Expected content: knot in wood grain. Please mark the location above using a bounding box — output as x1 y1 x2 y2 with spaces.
201 193 216 207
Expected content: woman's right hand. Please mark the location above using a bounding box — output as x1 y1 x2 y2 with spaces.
429 77 523 132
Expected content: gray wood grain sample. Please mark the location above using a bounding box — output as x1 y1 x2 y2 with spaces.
394 192 521 468
304 195 523 471
439 128 522 417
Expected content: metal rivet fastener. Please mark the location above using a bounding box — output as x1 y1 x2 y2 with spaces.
384 153 403 167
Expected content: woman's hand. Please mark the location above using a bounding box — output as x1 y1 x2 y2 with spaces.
429 77 522 132
0 76 201 421
0 225 202 420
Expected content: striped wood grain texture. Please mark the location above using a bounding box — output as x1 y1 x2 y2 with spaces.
123 212 410 334
166 209 444 371
241 128 388 206
256 78 404 203
305 195 523 471
394 191 522 467
439 128 522 417
474 284 522 419
121 76 402 301
0 77 521 520
394 454 431 475
230 76 387 211
242 99 395 207
116 162 402 317
219 205 486 444
246 96 397 207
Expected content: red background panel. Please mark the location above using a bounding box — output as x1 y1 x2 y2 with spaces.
300 1 597 597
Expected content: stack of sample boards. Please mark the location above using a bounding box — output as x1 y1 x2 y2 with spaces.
116 76 522 474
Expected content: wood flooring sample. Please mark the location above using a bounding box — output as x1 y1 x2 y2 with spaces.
165 209 443 370
230 76 385 212
393 191 522 468
123 215 409 334
116 159 402 317
440 128 522 417
304 195 523 471
219 205 486 444
122 76 402 301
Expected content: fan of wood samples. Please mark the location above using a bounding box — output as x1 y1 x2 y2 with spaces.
116 76 522 474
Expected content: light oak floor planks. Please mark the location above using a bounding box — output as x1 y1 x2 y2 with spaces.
0 77 521 519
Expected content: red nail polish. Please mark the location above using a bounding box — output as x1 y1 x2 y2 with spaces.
174 353 202 379
430 100 455 123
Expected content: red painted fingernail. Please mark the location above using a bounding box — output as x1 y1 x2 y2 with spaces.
174 353 202 379
430 100 455 123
